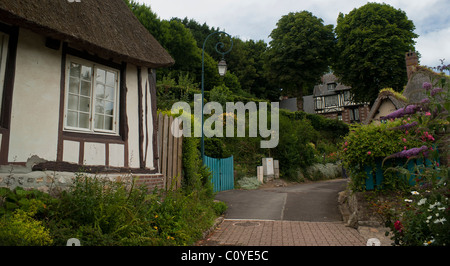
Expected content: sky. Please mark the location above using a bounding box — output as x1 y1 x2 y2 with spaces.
136 0 450 68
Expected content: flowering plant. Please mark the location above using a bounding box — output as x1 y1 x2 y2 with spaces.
341 119 423 191
381 63 449 246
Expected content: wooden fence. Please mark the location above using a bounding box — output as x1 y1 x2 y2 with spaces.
157 113 183 190
363 157 439 190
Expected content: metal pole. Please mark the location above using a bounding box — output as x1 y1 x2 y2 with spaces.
201 31 233 163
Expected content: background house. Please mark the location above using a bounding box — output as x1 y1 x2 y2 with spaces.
292 73 370 124
0 0 174 192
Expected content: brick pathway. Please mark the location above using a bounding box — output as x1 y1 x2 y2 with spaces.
199 219 366 246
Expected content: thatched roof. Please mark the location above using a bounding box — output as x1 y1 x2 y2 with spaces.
403 69 432 104
364 89 407 124
403 67 449 104
0 0 174 68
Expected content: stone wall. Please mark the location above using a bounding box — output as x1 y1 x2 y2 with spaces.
0 170 165 193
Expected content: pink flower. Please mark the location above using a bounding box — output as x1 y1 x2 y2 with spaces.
367 151 372 155
394 220 403 232
344 148 347 151
425 112 431 116
402 138 407 142
404 146 407 150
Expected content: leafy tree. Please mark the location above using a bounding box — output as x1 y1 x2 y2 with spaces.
125 1 221 89
265 11 335 110
333 2 418 103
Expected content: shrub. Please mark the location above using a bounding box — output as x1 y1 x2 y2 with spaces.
0 199 53 246
53 174 158 246
354 64 449 246
305 163 342 181
237 177 261 190
273 115 317 180
341 120 425 191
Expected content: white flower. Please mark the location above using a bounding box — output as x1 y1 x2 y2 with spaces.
438 207 445 211
429 202 441 209
404 199 413 203
411 191 419 195
424 239 435 246
434 218 446 224
418 198 427 206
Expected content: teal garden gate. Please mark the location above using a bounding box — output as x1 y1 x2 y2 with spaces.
203 155 234 192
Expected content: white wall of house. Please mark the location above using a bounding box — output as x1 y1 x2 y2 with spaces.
125 65 155 170
8 29 61 163
3 28 155 170
126 64 140 168
373 99 397 124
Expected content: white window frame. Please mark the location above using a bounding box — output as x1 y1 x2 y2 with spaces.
64 56 120 135
0 32 9 116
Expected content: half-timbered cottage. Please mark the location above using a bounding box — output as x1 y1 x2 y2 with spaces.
0 0 174 191
311 73 370 123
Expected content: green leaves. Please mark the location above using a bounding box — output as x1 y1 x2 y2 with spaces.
266 11 335 96
333 2 418 104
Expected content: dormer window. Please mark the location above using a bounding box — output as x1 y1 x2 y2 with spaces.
327 82 336 91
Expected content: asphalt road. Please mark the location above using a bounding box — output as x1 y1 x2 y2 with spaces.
214 178 348 222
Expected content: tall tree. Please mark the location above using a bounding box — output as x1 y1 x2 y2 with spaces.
332 2 418 103
125 1 221 89
265 11 335 110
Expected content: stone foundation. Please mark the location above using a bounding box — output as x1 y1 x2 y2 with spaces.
0 170 165 193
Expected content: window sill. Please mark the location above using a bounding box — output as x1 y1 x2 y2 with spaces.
62 130 124 144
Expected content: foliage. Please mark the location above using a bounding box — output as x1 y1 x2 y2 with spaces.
0 199 53 246
333 2 418 103
237 177 262 190
379 88 408 102
305 163 342 181
346 63 449 246
0 170 219 246
265 11 335 106
210 84 234 106
273 114 317 180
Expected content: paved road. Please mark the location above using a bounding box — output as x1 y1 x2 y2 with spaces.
197 178 368 246
215 178 347 222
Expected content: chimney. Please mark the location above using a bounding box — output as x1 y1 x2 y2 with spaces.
405 50 418 80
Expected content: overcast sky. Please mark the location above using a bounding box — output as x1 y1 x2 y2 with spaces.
136 0 450 68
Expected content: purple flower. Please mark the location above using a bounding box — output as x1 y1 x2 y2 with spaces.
380 105 419 120
431 87 443 97
399 121 418 130
420 98 430 104
423 82 432 91
390 145 429 158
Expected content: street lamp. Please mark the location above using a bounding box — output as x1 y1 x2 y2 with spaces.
218 59 227 77
201 31 233 162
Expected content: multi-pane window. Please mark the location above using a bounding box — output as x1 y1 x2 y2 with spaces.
325 95 338 107
65 57 119 134
0 32 9 116
350 108 360 122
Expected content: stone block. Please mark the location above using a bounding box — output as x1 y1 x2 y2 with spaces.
257 166 264 184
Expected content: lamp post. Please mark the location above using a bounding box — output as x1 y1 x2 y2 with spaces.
201 31 233 162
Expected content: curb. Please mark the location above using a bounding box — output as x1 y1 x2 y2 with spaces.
201 215 225 239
